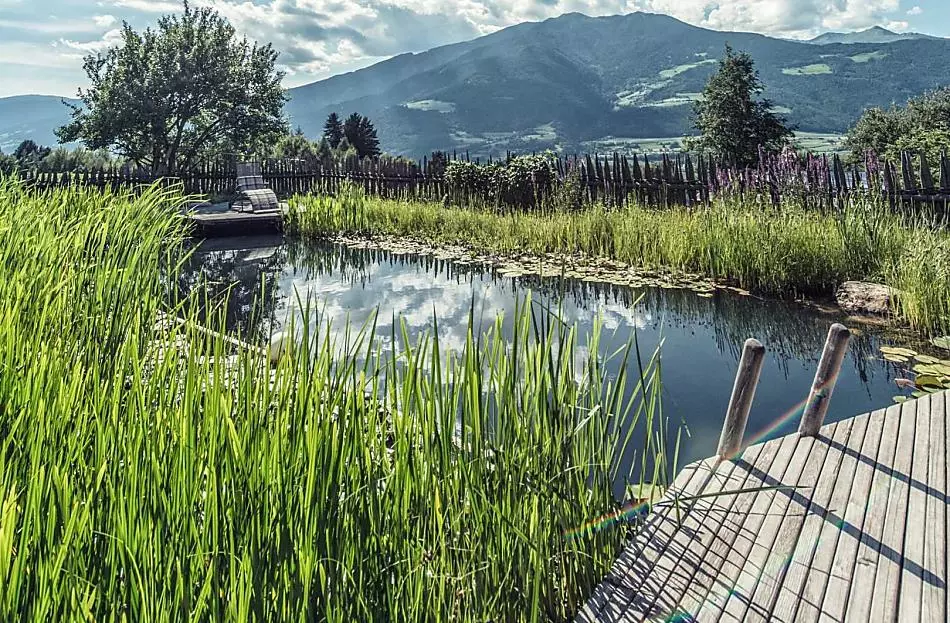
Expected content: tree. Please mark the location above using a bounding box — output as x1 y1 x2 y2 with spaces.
687 45 792 166
57 1 287 174
271 128 317 160
343 113 381 159
846 88 950 163
316 138 333 164
13 140 51 166
323 113 344 148
0 150 16 176
428 150 449 176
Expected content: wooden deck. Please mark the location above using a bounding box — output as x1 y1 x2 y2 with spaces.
188 207 285 238
577 390 948 622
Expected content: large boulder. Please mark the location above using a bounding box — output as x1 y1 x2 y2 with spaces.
835 281 895 315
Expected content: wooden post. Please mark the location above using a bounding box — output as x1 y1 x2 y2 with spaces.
799 323 851 437
717 338 766 460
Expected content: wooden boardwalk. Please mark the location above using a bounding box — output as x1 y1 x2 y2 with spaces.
578 329 948 622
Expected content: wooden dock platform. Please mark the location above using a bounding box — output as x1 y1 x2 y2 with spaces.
188 207 285 238
578 328 948 622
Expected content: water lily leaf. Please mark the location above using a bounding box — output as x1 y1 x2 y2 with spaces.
913 390 930 398
893 395 910 403
915 375 945 388
880 347 918 358
915 354 942 364
932 336 950 351
883 354 910 363
914 364 942 375
626 483 666 505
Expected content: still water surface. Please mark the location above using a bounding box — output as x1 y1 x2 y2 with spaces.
180 235 911 469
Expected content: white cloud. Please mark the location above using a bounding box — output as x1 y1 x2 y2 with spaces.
59 28 123 53
103 0 181 12
93 14 118 27
907 6 922 16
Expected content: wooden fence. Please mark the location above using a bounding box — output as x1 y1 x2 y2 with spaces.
18 150 950 210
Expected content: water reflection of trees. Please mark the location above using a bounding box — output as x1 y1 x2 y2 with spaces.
179 238 896 387
175 236 286 342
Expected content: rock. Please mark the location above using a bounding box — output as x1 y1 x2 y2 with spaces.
835 281 895 315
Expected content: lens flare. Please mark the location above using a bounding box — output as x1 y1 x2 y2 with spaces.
562 497 653 541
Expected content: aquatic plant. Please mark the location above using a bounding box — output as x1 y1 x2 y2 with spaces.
0 177 669 620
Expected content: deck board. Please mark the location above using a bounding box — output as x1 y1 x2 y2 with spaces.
578 390 949 623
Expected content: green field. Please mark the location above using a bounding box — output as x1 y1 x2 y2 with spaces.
782 63 833 75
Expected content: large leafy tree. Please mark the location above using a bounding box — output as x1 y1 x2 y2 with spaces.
687 45 792 166
323 113 344 149
57 1 287 174
343 113 381 159
846 87 950 163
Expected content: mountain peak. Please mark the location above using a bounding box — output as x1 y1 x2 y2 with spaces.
807 25 935 45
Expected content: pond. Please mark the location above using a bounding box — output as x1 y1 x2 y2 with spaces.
178 235 915 473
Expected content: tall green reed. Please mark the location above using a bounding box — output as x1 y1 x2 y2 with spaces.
0 177 667 621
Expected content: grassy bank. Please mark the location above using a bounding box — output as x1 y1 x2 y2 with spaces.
0 178 666 621
290 187 950 332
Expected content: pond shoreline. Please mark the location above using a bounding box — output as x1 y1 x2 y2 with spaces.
309 231 902 330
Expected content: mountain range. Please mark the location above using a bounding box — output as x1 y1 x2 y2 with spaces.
3 12 950 158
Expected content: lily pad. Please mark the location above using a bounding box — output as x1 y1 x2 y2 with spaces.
883 354 910 363
914 375 945 388
932 336 950 351
915 354 942 364
880 346 918 358
893 395 910 403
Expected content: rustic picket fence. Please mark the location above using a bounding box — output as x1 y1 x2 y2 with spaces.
19 149 950 210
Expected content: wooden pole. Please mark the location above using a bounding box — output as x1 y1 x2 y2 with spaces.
717 338 766 459
799 323 851 437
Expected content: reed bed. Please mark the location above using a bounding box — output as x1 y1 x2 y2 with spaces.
290 187 950 332
0 177 667 621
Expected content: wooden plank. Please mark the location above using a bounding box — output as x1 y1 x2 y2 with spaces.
698 428 830 622
842 401 906 622
722 418 854 622
866 398 918 620
673 432 798 618
772 411 873 622
623 441 771 619
920 391 946 622
896 394 933 621
815 407 887 622
575 458 715 621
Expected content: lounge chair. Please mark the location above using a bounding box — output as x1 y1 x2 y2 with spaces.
231 162 279 213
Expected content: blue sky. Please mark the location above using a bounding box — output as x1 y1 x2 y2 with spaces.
0 0 947 98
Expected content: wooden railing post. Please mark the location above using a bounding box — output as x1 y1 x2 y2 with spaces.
799 323 851 437
718 339 766 460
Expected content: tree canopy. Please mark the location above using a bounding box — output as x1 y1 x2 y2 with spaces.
687 45 792 166
57 1 287 174
846 87 950 163
343 113 381 159
323 113 344 149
